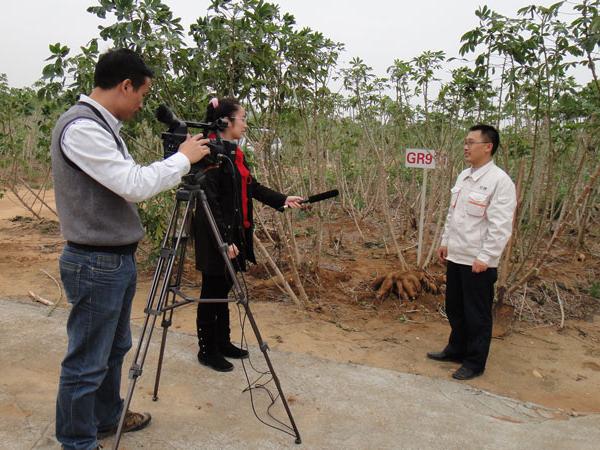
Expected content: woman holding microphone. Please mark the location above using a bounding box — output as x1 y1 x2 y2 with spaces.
192 97 303 372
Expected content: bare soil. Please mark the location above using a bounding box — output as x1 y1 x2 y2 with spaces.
1 189 599 415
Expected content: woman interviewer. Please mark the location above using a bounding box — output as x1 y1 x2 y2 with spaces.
192 97 303 372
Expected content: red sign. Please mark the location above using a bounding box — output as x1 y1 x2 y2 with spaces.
405 149 436 169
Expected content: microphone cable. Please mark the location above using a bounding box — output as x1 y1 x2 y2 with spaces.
224 150 297 439
234 278 297 439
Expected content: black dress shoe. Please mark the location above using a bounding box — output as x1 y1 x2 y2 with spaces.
426 351 463 363
452 366 483 380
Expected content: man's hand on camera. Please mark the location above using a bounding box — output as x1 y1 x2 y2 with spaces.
178 133 210 164
227 244 239 259
284 196 304 209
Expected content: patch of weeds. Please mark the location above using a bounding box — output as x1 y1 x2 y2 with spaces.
588 282 600 300
10 215 34 223
363 241 384 249
39 219 60 234
295 226 314 237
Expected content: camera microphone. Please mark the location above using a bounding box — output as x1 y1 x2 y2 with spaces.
277 189 339 212
156 105 185 129
157 105 233 173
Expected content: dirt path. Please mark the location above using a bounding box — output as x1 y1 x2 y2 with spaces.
1 189 599 414
4 298 600 450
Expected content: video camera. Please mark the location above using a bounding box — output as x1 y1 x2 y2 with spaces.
155 104 230 173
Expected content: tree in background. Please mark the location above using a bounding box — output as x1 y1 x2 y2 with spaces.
2 0 598 317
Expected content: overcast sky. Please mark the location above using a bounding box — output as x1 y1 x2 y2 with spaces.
0 0 590 89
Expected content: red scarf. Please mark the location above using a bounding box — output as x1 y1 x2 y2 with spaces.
207 133 252 228
234 148 252 229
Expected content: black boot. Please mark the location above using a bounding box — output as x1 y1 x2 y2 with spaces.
216 304 249 359
220 341 249 359
197 324 233 372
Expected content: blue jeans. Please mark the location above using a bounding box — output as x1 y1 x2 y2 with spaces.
56 245 136 450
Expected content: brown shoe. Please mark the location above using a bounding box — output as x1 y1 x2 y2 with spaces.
97 410 151 439
63 446 102 449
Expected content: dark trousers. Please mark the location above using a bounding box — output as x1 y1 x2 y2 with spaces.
196 273 233 344
444 261 497 372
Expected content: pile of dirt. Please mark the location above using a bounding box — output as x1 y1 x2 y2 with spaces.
243 212 600 328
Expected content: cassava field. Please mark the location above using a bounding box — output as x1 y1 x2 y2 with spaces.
1 0 599 423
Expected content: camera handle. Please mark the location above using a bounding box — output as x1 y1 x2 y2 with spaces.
112 184 301 449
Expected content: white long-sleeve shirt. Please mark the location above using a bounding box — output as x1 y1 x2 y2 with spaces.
441 160 517 267
61 95 190 203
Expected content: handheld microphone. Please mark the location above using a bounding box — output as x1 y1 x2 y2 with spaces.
277 189 339 212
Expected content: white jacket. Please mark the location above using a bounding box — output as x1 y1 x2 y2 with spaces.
441 160 516 268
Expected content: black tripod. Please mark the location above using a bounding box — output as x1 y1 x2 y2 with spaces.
112 176 302 449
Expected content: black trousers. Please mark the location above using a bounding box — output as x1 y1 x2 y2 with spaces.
444 261 497 372
196 273 233 343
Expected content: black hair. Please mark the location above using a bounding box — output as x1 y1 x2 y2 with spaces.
469 124 500 155
205 97 242 123
94 48 154 90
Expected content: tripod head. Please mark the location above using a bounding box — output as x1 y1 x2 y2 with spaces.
180 171 207 191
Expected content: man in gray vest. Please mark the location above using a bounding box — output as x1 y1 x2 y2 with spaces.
51 48 210 450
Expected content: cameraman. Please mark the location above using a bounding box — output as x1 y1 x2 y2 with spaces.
193 97 303 372
51 48 210 450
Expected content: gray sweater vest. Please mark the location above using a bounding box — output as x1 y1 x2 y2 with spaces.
50 103 145 246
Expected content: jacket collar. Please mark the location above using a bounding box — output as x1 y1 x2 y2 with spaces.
467 160 495 182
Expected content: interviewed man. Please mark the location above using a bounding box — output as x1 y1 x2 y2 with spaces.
428 124 516 380
51 48 210 450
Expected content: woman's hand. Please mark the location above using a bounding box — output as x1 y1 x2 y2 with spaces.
284 196 305 209
227 244 240 259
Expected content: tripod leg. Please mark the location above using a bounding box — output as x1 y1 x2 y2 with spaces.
112 281 163 450
242 302 302 444
153 231 189 401
112 194 194 450
196 189 301 444
152 304 174 401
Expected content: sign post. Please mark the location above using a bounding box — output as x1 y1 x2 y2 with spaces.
405 149 436 267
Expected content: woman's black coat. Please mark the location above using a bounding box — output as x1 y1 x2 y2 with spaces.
192 143 286 276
